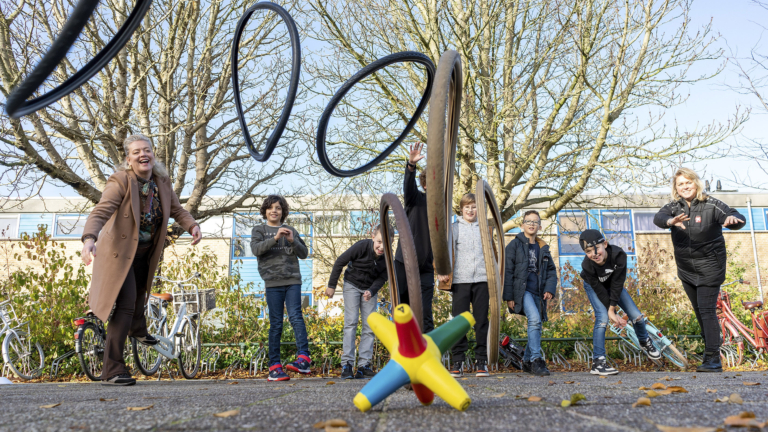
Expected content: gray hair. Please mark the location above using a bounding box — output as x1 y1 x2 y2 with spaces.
118 134 169 178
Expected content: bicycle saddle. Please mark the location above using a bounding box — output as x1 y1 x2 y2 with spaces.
151 293 173 301
743 300 763 310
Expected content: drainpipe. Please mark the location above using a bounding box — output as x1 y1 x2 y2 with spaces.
746 197 764 302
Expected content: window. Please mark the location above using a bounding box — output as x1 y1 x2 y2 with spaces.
234 214 263 237
54 215 87 237
559 233 583 254
286 214 311 236
0 216 18 239
314 214 347 236
557 211 588 255
601 211 634 254
633 211 665 232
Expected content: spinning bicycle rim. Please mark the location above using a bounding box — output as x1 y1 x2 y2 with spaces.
5 0 153 119
2 333 44 380
316 52 436 177
380 193 423 330
231 2 301 163
177 319 200 379
132 304 165 376
476 179 505 365
77 322 104 381
426 50 462 280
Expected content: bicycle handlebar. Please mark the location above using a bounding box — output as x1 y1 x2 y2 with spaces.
721 279 746 288
154 272 202 285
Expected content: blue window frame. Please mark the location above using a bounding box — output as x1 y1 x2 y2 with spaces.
600 210 635 254
557 210 589 255
54 214 88 238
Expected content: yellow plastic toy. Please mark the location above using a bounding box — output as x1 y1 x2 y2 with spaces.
353 303 475 412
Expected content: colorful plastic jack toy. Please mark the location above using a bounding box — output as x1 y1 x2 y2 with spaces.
353 304 475 412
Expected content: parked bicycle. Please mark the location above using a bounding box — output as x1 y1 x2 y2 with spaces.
610 308 688 370
717 279 767 366
0 299 44 380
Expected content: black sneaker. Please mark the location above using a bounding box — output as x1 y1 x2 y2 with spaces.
639 338 662 360
101 373 136 386
590 357 619 376
449 361 463 378
522 360 532 374
696 353 723 373
475 360 490 377
531 358 550 376
358 363 376 379
341 363 355 379
133 335 159 346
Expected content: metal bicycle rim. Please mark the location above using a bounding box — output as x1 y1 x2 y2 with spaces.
476 179 505 365
5 0 153 119
231 2 301 162
316 51 435 177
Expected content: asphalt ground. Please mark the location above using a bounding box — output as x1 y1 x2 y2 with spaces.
1 370 767 432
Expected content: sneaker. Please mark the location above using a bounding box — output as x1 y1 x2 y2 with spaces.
531 358 550 376
590 357 619 376
449 361 463 378
358 363 376 379
475 360 490 377
101 372 136 386
133 335 159 346
696 352 723 373
285 354 311 374
341 363 355 379
639 338 662 360
522 360 532 374
268 364 290 381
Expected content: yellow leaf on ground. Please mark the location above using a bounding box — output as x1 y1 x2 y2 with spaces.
127 405 153 411
715 397 729 403
229 381 238 385
656 389 673 395
667 386 688 393
562 393 585 407
325 381 336 386
99 398 117 402
489 393 506 398
632 397 651 408
613 381 623 385
561 400 571 407
724 412 764 428
651 383 667 390
528 396 542 402
315 419 348 429
213 409 240 418
564 381 575 384
639 386 650 390
743 382 760 386
705 389 716 393
40 403 61 409
655 426 717 432
325 427 351 432
599 376 607 379
729 393 744 404
646 390 661 398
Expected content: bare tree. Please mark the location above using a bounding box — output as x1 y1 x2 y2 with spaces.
0 0 308 224
304 0 746 230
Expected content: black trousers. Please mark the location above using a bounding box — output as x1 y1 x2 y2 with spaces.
394 259 435 332
681 281 721 355
103 244 152 380
450 282 490 363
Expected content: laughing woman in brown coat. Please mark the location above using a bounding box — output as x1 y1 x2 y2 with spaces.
81 134 201 386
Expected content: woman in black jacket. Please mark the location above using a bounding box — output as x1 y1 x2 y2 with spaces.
654 167 745 372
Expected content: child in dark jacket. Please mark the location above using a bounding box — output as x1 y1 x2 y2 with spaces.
325 225 390 380
250 195 310 382
502 210 557 376
579 229 661 376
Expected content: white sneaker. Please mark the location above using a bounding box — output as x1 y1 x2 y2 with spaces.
590 357 619 376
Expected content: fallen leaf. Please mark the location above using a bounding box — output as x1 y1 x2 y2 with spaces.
561 393 585 407
229 381 238 385
706 389 716 393
612 381 623 385
314 419 347 429
461 378 468 380
213 409 240 418
723 412 764 428
127 405 153 411
564 381 575 384
729 393 744 404
632 397 651 408
99 398 117 402
40 403 61 409
655 426 717 432
736 373 743 376
651 383 667 390
548 381 555 386
667 386 688 393
639 386 651 390
646 390 661 398
743 382 761 386
599 376 607 379
715 396 729 403
326 381 336 386
489 393 506 398
527 396 543 402
325 427 351 432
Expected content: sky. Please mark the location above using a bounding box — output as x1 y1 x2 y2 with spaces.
18 0 768 199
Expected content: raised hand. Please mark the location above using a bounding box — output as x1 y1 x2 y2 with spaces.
81 240 96 265
409 142 425 165
190 225 202 245
723 215 745 227
666 213 690 230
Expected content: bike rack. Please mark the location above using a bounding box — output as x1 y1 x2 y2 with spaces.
441 352 450 369
201 347 221 374
321 357 333 377
224 360 241 378
685 351 703 363
551 352 572 370
1 363 11 378
720 345 739 368
50 350 76 379
618 340 643 367
156 359 176 381
574 341 592 364
746 346 764 367
248 347 267 376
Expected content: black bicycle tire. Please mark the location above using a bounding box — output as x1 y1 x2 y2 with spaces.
477 179 505 365
76 322 104 381
426 50 462 280
231 2 301 162
316 52 436 177
5 0 153 119
177 318 200 379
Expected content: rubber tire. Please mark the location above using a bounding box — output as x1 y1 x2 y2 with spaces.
5 0 153 119
316 52 435 177
2 332 44 380
76 322 104 382
177 318 200 379
231 2 301 162
131 304 165 376
476 179 505 365
426 50 462 281
380 193 423 330
662 343 689 370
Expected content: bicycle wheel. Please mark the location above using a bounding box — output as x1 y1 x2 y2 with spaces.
177 318 200 379
2 332 44 380
76 322 104 381
477 179 504 365
662 343 689 370
132 312 165 376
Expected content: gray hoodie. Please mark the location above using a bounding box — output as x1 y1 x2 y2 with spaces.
451 218 487 284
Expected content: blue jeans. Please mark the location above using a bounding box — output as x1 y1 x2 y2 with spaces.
522 291 543 362
266 284 309 366
583 283 649 359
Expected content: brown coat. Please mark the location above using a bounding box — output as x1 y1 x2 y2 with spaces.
82 170 198 321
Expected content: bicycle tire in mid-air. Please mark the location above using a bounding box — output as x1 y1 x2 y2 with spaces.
426 50 462 289
316 52 436 177
132 303 166 376
5 0 153 119
76 322 105 381
231 2 301 162
476 179 505 366
380 193 423 330
2 332 44 380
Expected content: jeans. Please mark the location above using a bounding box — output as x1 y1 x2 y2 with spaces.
584 283 649 359
681 281 721 355
266 284 309 366
394 260 435 332
341 282 377 366
522 291 543 362
450 282 489 363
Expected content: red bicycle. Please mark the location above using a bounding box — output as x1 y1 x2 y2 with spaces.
717 280 768 366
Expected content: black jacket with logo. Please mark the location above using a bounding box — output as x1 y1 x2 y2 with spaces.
328 239 388 295
394 164 433 271
580 244 627 309
502 232 558 321
653 196 745 286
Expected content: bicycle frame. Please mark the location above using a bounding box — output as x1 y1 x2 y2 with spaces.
717 288 768 351
150 273 201 360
